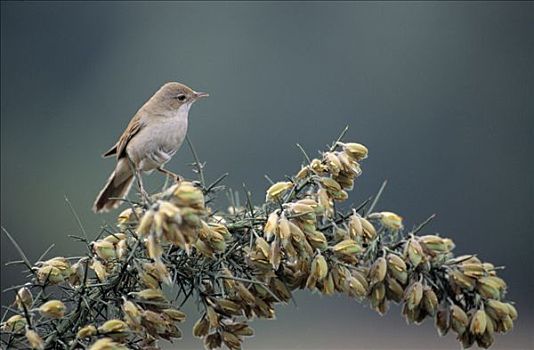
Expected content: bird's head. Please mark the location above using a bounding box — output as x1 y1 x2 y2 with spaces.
153 82 209 112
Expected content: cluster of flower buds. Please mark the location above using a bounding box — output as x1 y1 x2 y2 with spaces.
257 139 516 350
192 274 259 350
195 221 232 258
136 182 206 258
117 207 143 230
1 138 517 350
34 257 73 285
0 315 45 349
194 313 254 350
429 255 516 348
84 232 131 283
92 233 128 262
78 292 186 348
249 198 328 273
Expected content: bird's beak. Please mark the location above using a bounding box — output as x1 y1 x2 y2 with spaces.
194 91 209 99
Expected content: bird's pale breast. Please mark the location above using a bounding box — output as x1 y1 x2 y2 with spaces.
127 104 190 172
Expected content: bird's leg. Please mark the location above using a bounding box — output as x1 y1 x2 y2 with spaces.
135 169 151 202
157 166 182 182
127 157 150 204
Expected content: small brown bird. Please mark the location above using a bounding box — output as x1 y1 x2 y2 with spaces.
93 82 208 213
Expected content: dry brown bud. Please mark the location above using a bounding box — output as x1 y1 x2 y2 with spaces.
369 257 387 286
192 315 209 337
15 287 32 310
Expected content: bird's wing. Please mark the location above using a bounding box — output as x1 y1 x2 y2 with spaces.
101 114 143 160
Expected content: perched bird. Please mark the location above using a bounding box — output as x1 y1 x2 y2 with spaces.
93 82 208 213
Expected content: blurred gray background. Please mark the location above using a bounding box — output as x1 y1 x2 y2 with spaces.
1 2 533 349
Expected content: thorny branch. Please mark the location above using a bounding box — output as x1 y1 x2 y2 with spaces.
1 131 517 350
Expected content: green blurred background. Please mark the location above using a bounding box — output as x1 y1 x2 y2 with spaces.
1 2 533 349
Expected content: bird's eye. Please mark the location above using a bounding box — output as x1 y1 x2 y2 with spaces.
177 94 186 102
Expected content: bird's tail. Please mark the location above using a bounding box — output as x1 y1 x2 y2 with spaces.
93 169 134 213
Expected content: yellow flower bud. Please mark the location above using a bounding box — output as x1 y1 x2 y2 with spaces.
15 287 33 310
206 306 219 328
98 319 129 334
122 299 142 329
477 276 506 299
470 309 488 335
89 337 128 350
340 142 368 161
278 214 291 241
133 288 166 302
319 177 342 193
39 300 66 318
36 265 64 285
92 240 116 261
222 331 242 350
404 281 423 310
369 257 387 286
0 315 26 333
295 166 311 180
76 324 97 338
115 239 128 260
449 270 476 291
420 235 454 253
163 308 186 322
43 257 71 272
360 217 376 240
385 276 404 302
450 304 469 334
68 259 85 287
422 287 438 316
117 207 141 228
146 233 162 260
324 152 342 175
386 253 407 281
485 299 510 319
266 181 294 201
193 315 209 337
348 213 363 238
264 211 279 241
506 303 518 320
378 211 403 231
25 329 44 350
310 158 328 174
322 272 335 295
305 230 328 250
270 240 282 270
317 188 333 217
172 181 205 209
103 233 126 244
332 239 362 256
90 258 108 282
404 238 424 267
348 276 367 297
136 209 155 236
310 253 328 281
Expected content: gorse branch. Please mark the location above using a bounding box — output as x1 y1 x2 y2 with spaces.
1 132 517 350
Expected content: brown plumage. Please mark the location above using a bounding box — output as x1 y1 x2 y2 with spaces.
93 82 208 213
